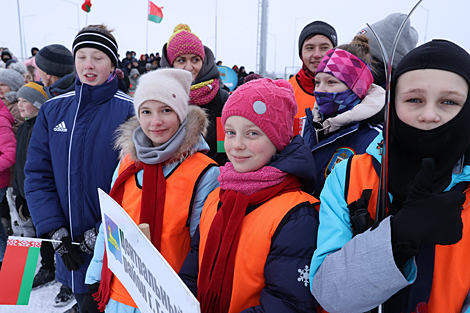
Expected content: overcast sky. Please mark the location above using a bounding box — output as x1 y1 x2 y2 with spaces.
3 0 470 78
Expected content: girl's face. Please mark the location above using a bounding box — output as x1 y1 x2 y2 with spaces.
17 97 40 119
0 82 11 99
75 48 115 86
314 72 349 93
395 69 468 130
224 116 276 173
139 100 180 147
172 54 203 81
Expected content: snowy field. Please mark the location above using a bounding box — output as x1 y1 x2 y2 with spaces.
0 255 77 313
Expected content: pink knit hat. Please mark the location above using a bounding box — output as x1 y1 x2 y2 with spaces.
167 24 205 65
221 78 297 152
316 48 373 99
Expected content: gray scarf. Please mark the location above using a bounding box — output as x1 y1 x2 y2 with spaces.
132 118 187 165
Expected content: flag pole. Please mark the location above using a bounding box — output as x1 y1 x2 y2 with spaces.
146 0 149 53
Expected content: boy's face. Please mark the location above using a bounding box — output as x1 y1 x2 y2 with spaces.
301 34 333 74
395 69 468 130
75 47 114 86
18 97 40 119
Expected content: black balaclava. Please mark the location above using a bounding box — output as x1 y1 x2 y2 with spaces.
388 39 470 206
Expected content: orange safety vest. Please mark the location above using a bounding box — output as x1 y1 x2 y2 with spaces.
198 188 318 313
345 154 470 312
289 74 316 119
109 152 217 307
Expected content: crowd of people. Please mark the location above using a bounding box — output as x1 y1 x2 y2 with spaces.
0 12 469 313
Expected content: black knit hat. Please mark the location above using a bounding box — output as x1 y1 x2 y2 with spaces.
393 39 470 86
72 26 119 67
35 44 75 77
389 39 470 195
298 21 337 58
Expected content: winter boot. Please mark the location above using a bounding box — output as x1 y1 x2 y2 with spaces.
32 267 56 289
63 303 79 313
54 284 75 307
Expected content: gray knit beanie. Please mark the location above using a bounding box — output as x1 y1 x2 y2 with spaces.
17 82 49 109
298 21 337 58
358 13 419 68
35 44 75 77
0 69 25 91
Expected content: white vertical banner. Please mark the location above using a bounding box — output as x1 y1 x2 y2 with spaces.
98 188 200 313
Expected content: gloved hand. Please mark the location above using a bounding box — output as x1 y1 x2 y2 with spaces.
49 227 84 271
81 282 101 313
391 158 465 250
78 228 98 255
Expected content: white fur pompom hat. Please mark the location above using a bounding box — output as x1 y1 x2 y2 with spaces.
133 68 192 122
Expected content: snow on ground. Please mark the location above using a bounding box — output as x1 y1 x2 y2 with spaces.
0 255 77 313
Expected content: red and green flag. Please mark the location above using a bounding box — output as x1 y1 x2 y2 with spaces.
148 1 163 23
217 117 225 153
0 237 41 305
82 0 92 12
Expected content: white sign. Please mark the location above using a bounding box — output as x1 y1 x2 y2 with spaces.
98 188 200 313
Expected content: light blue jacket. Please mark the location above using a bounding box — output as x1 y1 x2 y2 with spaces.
310 133 470 312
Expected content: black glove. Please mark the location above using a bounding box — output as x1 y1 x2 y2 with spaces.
50 227 84 271
78 228 99 255
391 158 465 250
81 282 101 313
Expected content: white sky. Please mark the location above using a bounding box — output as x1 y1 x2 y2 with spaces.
3 0 470 78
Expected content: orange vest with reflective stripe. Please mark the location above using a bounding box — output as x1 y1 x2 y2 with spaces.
346 154 470 312
198 188 318 313
289 74 316 119
109 152 217 307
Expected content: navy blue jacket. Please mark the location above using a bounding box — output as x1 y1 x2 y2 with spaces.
24 77 134 293
303 119 382 199
179 135 319 312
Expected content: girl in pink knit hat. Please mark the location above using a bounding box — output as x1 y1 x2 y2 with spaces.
179 78 320 313
160 24 230 166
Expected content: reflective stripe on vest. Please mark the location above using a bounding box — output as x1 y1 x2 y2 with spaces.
198 188 318 313
289 75 316 119
346 154 470 312
110 152 217 307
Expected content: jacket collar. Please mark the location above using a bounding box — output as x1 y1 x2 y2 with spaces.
75 75 118 105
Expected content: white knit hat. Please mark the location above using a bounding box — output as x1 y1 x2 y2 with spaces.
133 68 192 122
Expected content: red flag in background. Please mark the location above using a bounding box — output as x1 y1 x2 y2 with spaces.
82 0 92 12
148 1 163 23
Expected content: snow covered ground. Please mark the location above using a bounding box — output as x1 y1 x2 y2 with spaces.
0 255 77 313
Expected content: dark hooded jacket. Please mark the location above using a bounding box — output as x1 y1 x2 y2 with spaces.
179 135 319 312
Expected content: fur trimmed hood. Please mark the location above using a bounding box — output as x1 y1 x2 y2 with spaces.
114 105 209 164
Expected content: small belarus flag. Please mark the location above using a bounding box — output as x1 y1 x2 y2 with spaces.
217 117 225 153
0 236 42 305
148 1 163 23
82 0 92 12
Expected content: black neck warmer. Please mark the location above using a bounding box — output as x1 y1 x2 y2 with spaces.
388 39 470 204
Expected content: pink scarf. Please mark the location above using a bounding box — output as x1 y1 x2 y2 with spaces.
190 78 220 105
218 162 287 195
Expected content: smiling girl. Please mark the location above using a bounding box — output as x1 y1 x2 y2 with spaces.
179 78 320 312
83 68 220 313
